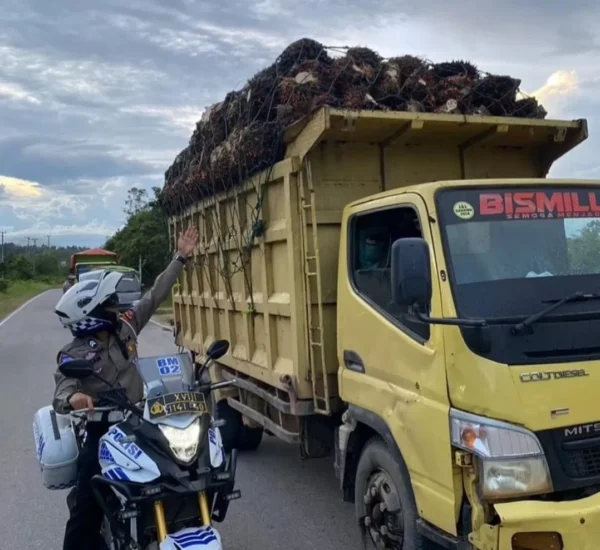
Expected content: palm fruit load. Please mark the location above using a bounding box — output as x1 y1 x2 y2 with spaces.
161 38 546 215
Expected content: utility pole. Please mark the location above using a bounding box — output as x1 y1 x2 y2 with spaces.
139 255 143 283
26 237 31 256
46 235 51 249
31 238 38 277
0 231 5 263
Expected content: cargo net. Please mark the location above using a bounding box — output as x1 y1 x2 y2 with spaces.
161 38 546 304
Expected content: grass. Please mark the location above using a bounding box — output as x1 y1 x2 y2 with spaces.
154 294 174 326
0 280 58 321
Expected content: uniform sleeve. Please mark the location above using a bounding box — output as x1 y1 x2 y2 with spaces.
126 259 183 334
52 353 81 414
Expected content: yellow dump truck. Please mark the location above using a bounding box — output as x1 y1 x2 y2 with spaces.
167 106 600 549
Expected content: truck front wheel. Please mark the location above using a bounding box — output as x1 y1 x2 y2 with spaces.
215 400 264 453
354 438 425 549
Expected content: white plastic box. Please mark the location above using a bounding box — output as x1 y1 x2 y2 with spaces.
32 405 79 490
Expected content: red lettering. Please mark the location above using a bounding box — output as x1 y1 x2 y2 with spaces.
536 192 564 214
590 193 600 213
480 194 503 215
564 193 573 211
513 192 536 214
572 192 590 213
505 193 513 215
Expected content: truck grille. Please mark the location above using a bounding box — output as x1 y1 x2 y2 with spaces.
537 425 600 491
563 446 600 478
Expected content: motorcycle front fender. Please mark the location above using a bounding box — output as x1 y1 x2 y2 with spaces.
160 526 222 549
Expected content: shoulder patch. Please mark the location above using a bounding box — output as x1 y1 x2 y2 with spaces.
87 339 99 350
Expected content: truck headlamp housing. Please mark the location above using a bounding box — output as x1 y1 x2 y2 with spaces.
450 409 553 500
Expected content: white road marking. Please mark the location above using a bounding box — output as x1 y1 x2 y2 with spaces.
0 289 55 329
149 318 173 331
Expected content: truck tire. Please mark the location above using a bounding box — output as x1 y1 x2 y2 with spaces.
354 438 425 549
239 423 264 451
215 400 263 452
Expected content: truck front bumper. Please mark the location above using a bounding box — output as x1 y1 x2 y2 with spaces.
479 490 600 549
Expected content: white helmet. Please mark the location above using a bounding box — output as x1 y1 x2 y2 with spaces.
55 270 124 336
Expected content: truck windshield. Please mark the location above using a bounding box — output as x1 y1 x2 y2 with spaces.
436 186 600 319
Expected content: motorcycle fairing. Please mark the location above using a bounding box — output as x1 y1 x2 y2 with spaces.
99 425 160 483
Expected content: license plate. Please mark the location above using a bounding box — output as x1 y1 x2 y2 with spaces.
147 392 207 419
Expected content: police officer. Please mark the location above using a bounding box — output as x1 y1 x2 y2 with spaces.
53 227 198 550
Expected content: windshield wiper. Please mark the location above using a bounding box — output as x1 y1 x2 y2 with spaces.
512 292 600 335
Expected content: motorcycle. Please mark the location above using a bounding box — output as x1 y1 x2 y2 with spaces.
33 340 240 549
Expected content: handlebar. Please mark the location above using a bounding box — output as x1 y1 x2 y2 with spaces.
70 407 125 424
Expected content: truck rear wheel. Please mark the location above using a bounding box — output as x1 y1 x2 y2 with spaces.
354 438 425 549
215 400 263 452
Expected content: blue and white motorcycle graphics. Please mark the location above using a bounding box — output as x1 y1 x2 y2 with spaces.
99 426 160 483
160 526 222 549
98 422 225 483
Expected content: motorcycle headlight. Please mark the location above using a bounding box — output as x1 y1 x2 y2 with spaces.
450 409 553 500
158 418 202 463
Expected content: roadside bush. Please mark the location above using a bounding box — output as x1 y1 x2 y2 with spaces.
0 278 9 293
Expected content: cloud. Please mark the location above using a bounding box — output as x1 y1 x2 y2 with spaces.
0 81 40 104
1 0 600 246
526 70 579 102
5 220 118 239
0 175 43 198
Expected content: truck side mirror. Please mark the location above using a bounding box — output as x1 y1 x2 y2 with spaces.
391 238 432 311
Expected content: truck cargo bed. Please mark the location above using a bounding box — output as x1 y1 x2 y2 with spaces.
168 107 587 437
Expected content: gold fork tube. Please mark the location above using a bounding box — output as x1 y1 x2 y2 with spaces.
198 491 211 526
153 500 168 541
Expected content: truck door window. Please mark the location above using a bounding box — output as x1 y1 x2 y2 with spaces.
351 206 430 341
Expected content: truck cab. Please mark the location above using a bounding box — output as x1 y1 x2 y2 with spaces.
337 179 600 549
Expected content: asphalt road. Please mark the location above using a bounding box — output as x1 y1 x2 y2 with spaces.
0 290 361 550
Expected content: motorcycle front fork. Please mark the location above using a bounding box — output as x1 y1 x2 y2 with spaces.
153 492 211 541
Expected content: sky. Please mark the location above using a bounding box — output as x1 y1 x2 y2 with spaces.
1 0 599 247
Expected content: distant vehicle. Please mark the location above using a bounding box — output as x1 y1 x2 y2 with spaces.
79 267 143 310
71 248 119 280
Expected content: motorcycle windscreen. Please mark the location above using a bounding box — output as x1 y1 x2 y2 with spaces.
137 352 195 398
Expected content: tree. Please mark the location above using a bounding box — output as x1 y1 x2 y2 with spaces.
568 220 600 274
34 252 62 278
6 255 34 280
106 187 171 284
124 187 149 217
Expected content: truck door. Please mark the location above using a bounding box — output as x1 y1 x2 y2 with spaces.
337 192 458 535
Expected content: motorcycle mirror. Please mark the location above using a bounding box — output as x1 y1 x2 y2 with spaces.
206 339 229 361
58 358 95 379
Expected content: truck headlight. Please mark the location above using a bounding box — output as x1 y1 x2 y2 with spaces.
450 409 552 500
159 418 202 463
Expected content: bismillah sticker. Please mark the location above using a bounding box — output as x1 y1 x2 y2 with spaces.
453 201 475 220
